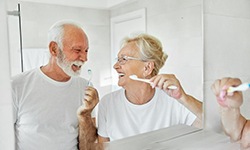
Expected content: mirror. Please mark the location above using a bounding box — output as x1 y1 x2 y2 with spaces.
11 0 203 142
15 0 203 106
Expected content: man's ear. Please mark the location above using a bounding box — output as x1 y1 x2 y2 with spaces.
49 41 59 56
143 61 154 77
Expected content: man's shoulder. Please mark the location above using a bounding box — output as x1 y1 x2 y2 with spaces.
71 76 88 85
11 68 38 83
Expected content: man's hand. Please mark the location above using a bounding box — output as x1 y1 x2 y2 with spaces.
77 86 99 117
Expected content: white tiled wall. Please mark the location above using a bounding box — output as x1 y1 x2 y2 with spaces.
0 0 16 149
204 0 250 132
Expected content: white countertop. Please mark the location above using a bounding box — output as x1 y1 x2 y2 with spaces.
105 124 240 150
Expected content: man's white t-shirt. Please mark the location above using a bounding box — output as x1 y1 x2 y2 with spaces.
98 88 196 141
11 68 91 150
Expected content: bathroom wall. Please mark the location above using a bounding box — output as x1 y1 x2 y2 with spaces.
110 0 203 101
17 2 111 98
204 0 250 132
0 0 16 149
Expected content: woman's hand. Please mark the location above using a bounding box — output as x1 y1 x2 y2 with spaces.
211 77 243 108
149 74 186 100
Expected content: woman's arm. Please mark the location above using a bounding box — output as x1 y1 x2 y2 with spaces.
211 77 250 149
150 74 203 128
180 94 202 128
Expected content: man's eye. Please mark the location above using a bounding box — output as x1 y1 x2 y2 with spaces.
74 49 81 52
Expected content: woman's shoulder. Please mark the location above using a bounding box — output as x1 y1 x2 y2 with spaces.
100 89 124 104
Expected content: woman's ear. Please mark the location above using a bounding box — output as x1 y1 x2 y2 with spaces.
143 61 154 77
49 41 59 56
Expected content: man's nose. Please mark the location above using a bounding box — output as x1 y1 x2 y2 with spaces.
79 52 87 62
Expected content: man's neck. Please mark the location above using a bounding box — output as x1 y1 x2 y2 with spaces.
40 63 71 82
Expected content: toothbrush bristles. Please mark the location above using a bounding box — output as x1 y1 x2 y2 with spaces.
87 69 92 86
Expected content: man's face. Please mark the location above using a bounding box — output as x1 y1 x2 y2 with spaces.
56 25 89 77
56 48 84 76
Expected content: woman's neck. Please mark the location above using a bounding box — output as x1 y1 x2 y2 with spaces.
125 84 155 105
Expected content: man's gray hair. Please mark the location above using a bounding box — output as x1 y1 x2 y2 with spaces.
47 20 83 49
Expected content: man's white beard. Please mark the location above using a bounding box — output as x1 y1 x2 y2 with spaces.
56 49 84 77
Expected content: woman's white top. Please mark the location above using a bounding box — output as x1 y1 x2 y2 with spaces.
98 88 196 141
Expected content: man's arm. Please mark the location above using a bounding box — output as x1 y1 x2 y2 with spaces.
77 86 103 150
78 109 99 150
78 110 104 150
98 135 110 143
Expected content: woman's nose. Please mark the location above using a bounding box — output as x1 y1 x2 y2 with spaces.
113 61 120 69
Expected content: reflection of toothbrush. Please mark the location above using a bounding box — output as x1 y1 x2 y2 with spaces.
227 83 250 93
129 75 177 89
87 69 92 86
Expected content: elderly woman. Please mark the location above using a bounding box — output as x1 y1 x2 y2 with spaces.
98 33 202 142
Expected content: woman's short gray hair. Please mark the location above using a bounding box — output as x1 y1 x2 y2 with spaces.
47 20 83 49
121 33 168 76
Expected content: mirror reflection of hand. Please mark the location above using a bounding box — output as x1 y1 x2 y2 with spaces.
211 77 243 108
150 74 185 100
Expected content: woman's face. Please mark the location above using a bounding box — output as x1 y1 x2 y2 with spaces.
113 41 146 87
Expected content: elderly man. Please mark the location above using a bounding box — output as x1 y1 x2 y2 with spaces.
11 21 99 150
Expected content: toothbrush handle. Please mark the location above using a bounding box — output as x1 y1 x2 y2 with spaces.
228 83 250 93
168 85 177 90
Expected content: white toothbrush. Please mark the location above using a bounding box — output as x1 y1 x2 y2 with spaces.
129 75 177 90
227 83 250 93
87 69 92 86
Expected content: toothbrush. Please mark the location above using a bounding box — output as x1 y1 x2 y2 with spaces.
227 83 250 93
87 69 92 86
129 75 177 90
